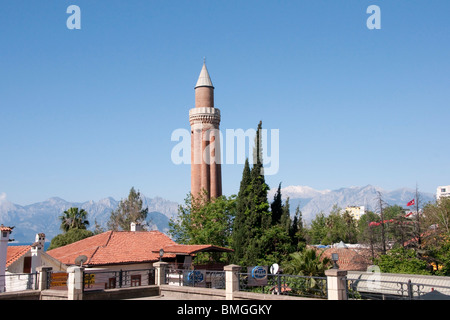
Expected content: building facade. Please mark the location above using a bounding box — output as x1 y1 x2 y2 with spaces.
345 206 365 221
437 185 450 200
189 62 222 200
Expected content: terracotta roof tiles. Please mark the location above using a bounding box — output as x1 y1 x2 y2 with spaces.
46 230 233 267
6 245 31 267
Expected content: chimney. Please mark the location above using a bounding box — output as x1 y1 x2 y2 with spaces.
0 225 13 293
130 222 142 232
31 233 45 273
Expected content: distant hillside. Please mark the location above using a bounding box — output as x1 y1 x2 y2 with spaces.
268 185 435 224
0 195 179 243
0 185 436 243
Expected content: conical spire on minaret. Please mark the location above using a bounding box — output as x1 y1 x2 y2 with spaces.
195 60 214 89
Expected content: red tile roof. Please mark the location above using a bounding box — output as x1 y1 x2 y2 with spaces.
0 225 13 232
47 230 232 267
159 244 233 255
317 247 372 271
6 245 31 267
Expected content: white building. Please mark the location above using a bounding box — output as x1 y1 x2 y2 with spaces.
345 206 365 221
437 186 450 200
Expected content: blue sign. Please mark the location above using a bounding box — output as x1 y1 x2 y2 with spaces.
247 266 268 286
186 270 205 284
251 266 267 280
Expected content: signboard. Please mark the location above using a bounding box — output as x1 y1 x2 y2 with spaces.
247 266 268 287
84 273 95 286
184 270 206 287
50 272 68 287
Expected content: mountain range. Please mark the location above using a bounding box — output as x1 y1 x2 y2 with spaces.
0 185 435 243
268 184 435 223
0 195 179 243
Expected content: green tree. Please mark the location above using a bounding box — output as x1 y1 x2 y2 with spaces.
48 228 94 250
342 210 358 243
107 187 148 231
258 224 293 266
231 121 271 266
423 197 450 234
290 204 306 250
308 212 328 244
59 207 90 232
270 183 283 225
358 210 382 261
374 247 431 275
324 205 347 244
169 191 236 247
280 197 291 234
231 158 252 264
282 248 331 277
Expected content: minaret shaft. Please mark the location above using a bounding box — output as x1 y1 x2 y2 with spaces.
190 63 222 200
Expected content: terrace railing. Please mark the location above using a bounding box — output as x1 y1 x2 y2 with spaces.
238 272 328 299
83 268 155 292
165 268 226 289
347 277 450 300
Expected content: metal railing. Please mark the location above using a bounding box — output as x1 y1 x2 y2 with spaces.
238 273 328 299
346 277 450 300
83 268 155 292
0 273 38 292
165 268 226 289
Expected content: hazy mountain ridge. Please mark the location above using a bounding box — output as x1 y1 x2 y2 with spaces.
0 185 435 243
0 195 179 243
269 185 435 224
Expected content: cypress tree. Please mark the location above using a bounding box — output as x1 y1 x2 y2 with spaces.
231 158 252 264
271 183 283 225
280 197 291 233
231 121 271 266
245 121 270 265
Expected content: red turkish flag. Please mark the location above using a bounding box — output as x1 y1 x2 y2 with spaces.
407 199 415 206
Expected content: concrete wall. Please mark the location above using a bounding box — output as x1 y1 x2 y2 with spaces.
160 285 226 300
159 285 318 300
0 290 41 300
84 285 160 300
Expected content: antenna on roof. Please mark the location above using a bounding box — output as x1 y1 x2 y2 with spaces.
75 255 88 267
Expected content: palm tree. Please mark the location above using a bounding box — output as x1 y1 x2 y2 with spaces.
283 248 331 277
59 207 90 232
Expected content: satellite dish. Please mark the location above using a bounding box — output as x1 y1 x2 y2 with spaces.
75 255 88 267
270 263 279 275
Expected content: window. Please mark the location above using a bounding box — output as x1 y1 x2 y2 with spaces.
106 277 116 289
442 188 447 193
131 275 141 287
23 256 31 273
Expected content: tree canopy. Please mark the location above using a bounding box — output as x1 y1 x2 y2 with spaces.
107 187 148 231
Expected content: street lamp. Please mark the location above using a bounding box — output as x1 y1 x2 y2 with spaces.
159 248 164 261
331 253 339 269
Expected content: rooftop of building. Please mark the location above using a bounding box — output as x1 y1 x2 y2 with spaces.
46 229 232 267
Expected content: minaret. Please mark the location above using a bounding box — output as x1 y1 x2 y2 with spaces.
189 62 222 200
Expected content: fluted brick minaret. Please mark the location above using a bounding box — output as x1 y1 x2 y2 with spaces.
189 62 222 200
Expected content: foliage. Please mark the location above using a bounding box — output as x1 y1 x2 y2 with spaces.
423 233 450 276
308 212 328 245
59 207 89 232
48 207 93 250
107 187 148 231
282 248 331 277
169 191 236 248
48 228 94 250
374 247 432 275
423 197 450 234
230 121 271 266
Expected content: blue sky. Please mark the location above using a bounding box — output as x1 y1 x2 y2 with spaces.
1 1 449 205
